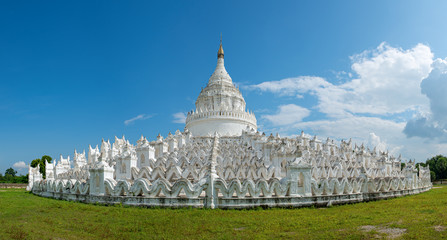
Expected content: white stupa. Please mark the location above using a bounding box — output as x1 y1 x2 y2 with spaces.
185 41 257 136
27 39 432 209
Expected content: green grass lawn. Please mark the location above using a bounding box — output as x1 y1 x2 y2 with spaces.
1 187 446 239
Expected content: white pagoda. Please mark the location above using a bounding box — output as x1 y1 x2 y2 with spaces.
28 41 432 209
185 41 257 136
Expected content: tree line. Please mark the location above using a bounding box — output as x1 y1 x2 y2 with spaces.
415 155 447 181
1 155 53 184
0 168 28 183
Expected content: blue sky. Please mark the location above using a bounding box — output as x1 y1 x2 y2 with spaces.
2 1 447 174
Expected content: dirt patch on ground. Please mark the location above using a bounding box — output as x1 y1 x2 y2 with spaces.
360 225 376 232
234 227 246 231
359 225 406 239
378 228 407 239
432 187 443 189
388 219 403 225
433 225 446 232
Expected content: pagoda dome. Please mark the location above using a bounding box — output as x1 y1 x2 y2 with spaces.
185 42 257 136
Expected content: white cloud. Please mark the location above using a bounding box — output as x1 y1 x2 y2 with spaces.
340 43 432 115
367 132 388 153
262 104 310 126
13 161 27 169
248 76 330 96
124 114 153 125
404 58 447 141
249 43 433 118
247 43 445 161
172 112 187 124
293 116 405 143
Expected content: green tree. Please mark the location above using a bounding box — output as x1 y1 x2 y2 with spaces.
5 168 17 177
20 174 29 183
41 155 52 164
29 155 53 179
436 157 447 179
431 171 437 182
30 159 40 168
425 155 447 181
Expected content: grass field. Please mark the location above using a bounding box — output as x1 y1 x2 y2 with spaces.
0 187 446 239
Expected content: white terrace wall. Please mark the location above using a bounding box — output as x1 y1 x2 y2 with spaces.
29 131 432 209
31 161 431 209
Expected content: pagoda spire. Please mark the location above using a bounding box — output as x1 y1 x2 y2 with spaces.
218 33 224 58
208 33 231 85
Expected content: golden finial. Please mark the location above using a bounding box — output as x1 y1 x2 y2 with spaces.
218 33 224 58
